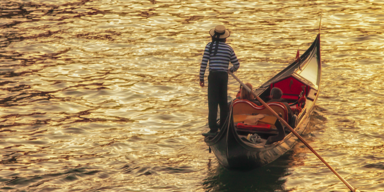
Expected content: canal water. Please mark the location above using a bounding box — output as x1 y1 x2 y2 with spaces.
1 0 384 191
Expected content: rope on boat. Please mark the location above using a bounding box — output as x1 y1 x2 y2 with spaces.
228 71 358 192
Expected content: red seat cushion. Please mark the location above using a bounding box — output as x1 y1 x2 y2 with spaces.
281 95 299 100
236 123 271 131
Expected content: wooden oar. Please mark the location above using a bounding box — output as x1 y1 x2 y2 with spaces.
228 71 358 192
319 14 323 34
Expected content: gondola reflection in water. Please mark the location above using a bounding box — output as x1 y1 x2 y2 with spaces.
204 34 322 170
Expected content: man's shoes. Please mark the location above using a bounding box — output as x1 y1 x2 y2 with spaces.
202 131 218 137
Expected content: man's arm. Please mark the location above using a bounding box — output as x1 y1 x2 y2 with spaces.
229 48 240 72
199 44 210 87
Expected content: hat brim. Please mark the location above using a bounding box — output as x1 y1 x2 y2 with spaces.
209 28 230 39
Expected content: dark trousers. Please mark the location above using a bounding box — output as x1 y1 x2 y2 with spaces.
208 71 228 132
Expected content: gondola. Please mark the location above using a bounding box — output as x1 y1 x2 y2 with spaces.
204 34 322 170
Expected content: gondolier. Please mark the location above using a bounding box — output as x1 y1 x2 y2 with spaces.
199 25 240 136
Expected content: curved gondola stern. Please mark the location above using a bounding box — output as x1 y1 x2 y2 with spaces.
225 111 266 169
204 130 229 168
225 116 247 168
223 108 247 168
203 113 234 168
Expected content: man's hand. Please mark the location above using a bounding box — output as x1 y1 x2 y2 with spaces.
200 81 204 87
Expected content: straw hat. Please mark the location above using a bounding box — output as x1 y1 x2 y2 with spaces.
209 25 230 39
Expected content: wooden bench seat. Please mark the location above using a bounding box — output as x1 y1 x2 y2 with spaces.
232 99 289 134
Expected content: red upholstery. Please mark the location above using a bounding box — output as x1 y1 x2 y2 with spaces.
270 76 309 100
236 123 271 131
281 95 300 100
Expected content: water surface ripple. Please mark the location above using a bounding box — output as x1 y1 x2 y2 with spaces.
1 0 384 191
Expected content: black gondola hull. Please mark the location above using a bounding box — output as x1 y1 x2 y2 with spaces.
204 34 321 169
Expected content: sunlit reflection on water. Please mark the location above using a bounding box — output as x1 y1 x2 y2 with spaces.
1 0 384 191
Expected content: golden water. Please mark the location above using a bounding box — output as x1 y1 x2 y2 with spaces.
1 0 384 191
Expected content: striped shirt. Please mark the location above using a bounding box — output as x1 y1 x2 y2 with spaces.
199 41 240 81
